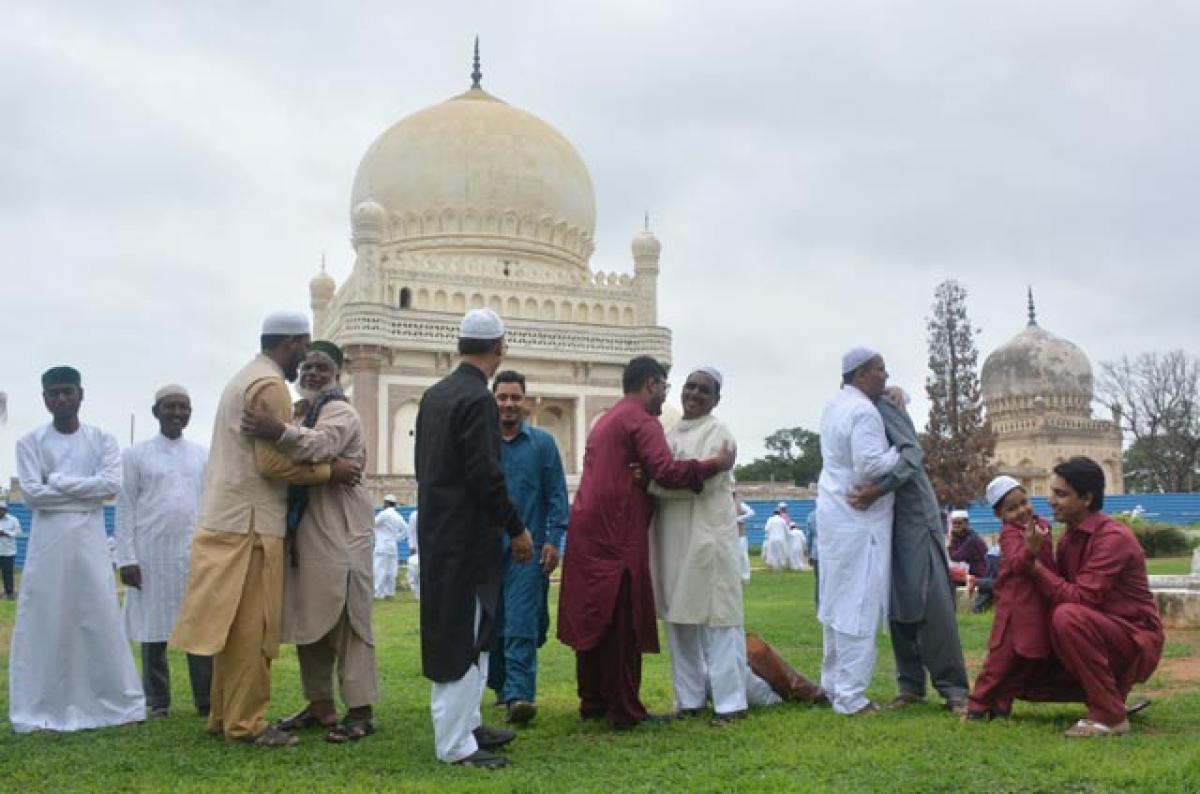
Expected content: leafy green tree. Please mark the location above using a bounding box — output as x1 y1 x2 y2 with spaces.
734 427 822 486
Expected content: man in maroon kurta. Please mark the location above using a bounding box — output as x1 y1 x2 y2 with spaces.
1011 457 1163 737
557 356 734 729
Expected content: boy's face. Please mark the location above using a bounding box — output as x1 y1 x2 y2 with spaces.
995 487 1033 528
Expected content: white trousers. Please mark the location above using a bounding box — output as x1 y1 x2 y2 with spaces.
745 670 783 707
762 537 789 570
664 622 748 715
737 536 751 582
405 554 420 599
430 598 487 762
820 622 877 715
373 552 398 599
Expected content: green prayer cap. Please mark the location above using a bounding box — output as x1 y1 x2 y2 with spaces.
308 340 344 368
42 365 81 390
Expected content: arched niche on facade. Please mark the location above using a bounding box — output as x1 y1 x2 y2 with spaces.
390 401 420 476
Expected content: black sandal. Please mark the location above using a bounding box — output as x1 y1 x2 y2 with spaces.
277 707 337 733
326 716 375 743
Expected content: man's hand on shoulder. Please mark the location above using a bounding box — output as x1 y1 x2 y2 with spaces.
241 406 286 441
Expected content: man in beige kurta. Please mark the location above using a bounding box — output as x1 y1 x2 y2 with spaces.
243 341 378 742
171 311 359 747
648 367 747 724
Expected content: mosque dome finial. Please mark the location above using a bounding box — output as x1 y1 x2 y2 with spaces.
632 212 661 262
470 36 482 90
1027 286 1037 327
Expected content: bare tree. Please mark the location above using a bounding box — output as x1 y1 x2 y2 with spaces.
1099 350 1200 492
922 279 995 507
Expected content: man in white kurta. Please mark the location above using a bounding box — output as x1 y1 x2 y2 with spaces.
372 496 406 599
115 384 211 718
649 367 748 723
10 365 145 733
816 348 900 716
762 505 790 570
405 509 420 597
734 495 754 582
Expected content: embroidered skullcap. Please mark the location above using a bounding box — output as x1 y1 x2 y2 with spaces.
154 384 190 403
950 509 970 521
459 308 505 340
986 475 1023 509
691 366 723 388
41 366 81 389
308 340 344 368
261 310 311 336
383 494 398 504
841 347 879 375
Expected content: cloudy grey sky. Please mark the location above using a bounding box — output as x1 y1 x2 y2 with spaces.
3 0 1198 481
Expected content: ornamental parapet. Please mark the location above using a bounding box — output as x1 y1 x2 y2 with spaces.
330 304 672 364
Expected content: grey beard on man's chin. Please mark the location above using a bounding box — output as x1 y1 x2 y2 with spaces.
297 386 321 401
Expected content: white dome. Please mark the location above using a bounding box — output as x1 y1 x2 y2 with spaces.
351 199 388 244
982 318 1094 417
350 87 596 268
309 268 335 299
631 229 661 260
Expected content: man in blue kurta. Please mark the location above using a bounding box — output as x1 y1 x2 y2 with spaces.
486 370 569 725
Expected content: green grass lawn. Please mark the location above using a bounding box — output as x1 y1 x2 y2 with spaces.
0 560 1197 793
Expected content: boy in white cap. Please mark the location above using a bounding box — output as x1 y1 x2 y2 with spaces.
0 500 20 599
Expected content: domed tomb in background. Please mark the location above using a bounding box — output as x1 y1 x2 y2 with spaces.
980 291 1123 496
309 45 670 501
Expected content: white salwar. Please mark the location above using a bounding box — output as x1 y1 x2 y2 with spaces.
736 501 754 582
430 598 486 762
815 385 898 715
762 515 790 570
11 424 145 733
405 510 420 597
787 527 810 571
115 434 207 642
650 414 747 716
372 506 406 599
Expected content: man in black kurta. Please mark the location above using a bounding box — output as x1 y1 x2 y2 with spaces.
415 308 532 768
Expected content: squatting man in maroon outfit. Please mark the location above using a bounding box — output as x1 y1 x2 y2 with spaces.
557 356 736 730
966 458 1163 737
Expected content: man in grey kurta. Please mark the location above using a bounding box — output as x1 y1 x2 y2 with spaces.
850 388 968 713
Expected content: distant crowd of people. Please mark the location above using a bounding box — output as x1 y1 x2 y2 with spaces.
5 310 1165 767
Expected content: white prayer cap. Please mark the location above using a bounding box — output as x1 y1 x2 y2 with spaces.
383 494 397 503
777 502 789 510
459 308 505 340
261 310 311 336
986 475 1023 509
950 509 970 521
154 384 189 403
841 346 880 375
691 365 723 388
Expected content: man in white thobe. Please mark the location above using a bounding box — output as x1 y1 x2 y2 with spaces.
787 522 810 571
761 504 790 571
649 367 749 724
373 495 406 599
734 494 754 582
115 384 211 718
816 348 900 716
405 509 420 597
10 365 145 733
0 500 22 599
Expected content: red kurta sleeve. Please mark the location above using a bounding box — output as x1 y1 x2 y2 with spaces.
631 412 717 492
1031 523 1129 608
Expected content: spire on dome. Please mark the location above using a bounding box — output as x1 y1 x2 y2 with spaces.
1027 286 1037 327
470 36 482 90
644 210 650 232
320 252 326 272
